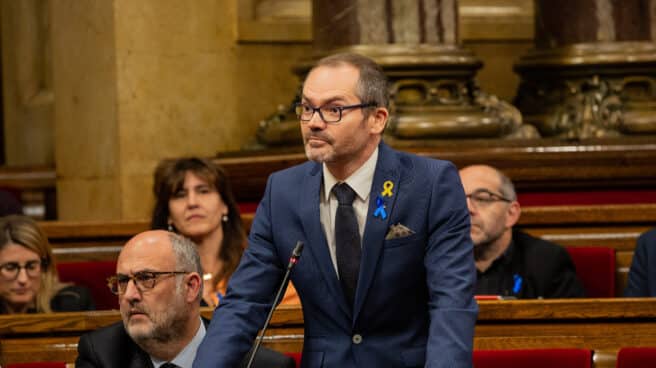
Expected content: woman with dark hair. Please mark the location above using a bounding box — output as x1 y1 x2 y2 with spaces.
152 157 299 307
0 215 94 313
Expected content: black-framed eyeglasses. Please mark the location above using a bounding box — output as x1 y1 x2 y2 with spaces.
0 260 45 281
465 189 512 208
106 271 189 295
295 102 376 123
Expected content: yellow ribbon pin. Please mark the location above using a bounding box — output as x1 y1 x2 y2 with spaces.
381 180 394 197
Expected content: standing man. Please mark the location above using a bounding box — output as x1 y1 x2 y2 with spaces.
76 230 294 368
195 53 477 367
624 228 656 296
459 164 585 298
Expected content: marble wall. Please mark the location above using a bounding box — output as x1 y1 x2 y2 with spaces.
48 0 310 220
50 0 122 219
1 0 54 166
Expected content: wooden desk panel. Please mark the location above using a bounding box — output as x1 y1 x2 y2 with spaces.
35 204 655 298
40 220 150 262
41 204 656 261
3 300 656 365
215 139 656 203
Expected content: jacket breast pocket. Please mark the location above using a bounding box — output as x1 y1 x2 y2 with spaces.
383 232 423 250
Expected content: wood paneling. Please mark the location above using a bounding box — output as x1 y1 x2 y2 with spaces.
3 300 656 365
215 138 656 202
39 204 655 296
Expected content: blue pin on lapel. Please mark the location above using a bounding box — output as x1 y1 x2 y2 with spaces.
373 196 387 219
512 274 523 295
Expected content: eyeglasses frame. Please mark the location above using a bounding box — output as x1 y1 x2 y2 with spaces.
295 102 376 124
0 259 46 281
465 188 513 208
106 270 189 295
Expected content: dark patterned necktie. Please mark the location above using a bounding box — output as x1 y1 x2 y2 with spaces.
332 183 362 307
160 363 179 368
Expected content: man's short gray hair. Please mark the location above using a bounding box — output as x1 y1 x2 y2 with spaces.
169 233 203 299
496 169 517 201
169 233 202 274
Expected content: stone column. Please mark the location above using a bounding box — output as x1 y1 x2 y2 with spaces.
257 0 536 146
514 0 656 138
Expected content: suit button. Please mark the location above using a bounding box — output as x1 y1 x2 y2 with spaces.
352 334 362 344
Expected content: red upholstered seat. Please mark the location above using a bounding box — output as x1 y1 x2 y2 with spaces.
284 352 301 368
616 347 656 368
474 349 592 368
565 247 616 297
6 363 67 368
57 261 118 310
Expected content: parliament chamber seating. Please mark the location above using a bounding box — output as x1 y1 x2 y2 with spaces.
284 353 302 367
56 261 118 310
3 301 656 366
30 202 655 310
0 166 57 220
11 143 653 366
6 363 67 368
615 347 656 368
565 247 616 298
473 348 592 368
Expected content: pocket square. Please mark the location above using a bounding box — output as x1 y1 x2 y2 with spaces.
385 223 416 240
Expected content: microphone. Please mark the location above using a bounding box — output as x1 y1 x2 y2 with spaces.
246 241 304 368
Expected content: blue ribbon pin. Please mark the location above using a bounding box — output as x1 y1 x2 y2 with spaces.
512 274 523 295
373 196 388 219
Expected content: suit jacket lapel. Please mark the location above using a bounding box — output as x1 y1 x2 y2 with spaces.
300 162 351 317
130 345 154 368
353 143 402 322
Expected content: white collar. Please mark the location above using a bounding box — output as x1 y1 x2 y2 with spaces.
323 146 379 202
150 318 206 368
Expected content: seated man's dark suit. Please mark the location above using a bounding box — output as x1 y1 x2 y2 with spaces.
475 230 585 298
76 319 295 368
625 228 656 297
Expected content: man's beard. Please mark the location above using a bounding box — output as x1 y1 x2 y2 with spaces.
124 289 188 348
474 241 494 262
303 131 334 163
472 228 505 262
129 307 187 346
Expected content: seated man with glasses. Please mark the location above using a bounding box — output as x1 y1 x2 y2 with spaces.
459 165 585 298
76 230 294 368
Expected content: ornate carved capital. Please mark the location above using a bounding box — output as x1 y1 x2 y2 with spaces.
515 42 656 138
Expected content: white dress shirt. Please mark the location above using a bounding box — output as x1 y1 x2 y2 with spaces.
150 318 206 368
320 147 378 277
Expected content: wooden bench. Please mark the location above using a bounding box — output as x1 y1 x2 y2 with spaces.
3 300 656 367
42 203 656 260
519 204 656 296
214 139 656 204
41 220 149 262
6 140 656 220
0 166 57 219
41 204 656 297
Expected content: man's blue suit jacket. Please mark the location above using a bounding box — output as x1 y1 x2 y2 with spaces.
194 142 478 368
625 228 656 296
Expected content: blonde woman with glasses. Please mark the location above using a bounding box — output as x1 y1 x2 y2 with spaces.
0 215 95 313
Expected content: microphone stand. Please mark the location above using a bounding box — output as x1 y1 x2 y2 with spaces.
246 241 304 368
